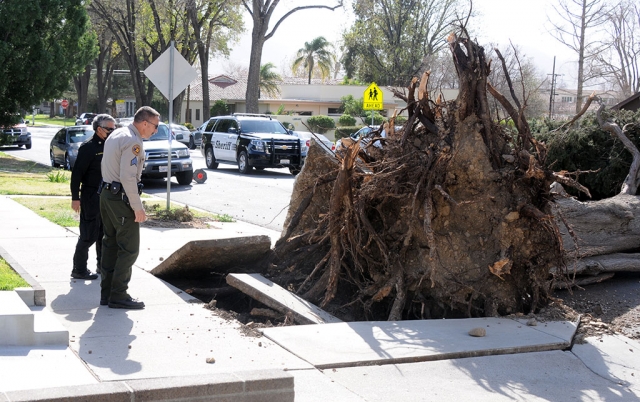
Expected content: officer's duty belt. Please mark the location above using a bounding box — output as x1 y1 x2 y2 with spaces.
101 181 123 195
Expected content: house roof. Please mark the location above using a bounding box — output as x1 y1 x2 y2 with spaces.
187 75 248 102
611 92 640 111
186 75 343 102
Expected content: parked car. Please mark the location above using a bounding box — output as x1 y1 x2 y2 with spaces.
0 117 31 149
75 113 97 126
116 117 134 128
142 123 193 185
335 125 403 150
50 125 94 170
170 123 197 149
290 131 335 156
199 113 303 175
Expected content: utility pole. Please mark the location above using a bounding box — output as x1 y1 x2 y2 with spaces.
547 56 562 120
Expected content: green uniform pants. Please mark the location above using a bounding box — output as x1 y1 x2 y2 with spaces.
99 190 139 302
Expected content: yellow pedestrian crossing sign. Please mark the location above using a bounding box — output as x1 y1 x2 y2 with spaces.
363 82 383 110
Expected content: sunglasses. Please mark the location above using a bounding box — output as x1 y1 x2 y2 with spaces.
102 126 115 133
145 120 159 130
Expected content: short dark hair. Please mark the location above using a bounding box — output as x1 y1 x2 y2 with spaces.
134 106 161 123
92 114 116 131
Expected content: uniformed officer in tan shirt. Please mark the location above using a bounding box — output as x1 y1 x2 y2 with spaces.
99 106 160 309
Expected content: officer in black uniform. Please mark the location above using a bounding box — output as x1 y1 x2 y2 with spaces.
99 106 159 309
70 114 116 280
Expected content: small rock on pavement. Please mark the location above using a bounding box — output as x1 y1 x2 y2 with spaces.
206 357 216 364
469 327 486 337
526 318 538 326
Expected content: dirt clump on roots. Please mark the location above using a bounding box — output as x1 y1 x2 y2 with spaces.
263 30 582 323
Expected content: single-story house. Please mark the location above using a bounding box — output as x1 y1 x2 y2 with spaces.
180 75 458 136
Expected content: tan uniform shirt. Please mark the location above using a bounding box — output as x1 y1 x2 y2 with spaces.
101 124 145 211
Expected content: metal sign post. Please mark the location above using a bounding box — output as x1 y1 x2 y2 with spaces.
166 43 174 210
143 41 197 210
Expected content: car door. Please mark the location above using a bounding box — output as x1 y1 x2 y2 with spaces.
212 119 238 161
52 129 66 164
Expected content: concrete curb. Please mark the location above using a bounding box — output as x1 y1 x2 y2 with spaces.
0 244 45 306
2 370 294 402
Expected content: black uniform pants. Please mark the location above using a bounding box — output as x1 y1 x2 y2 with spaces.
99 190 140 302
72 187 102 273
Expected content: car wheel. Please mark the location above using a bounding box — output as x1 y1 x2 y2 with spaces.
25 141 31 150
176 170 193 185
238 150 251 174
289 167 301 176
64 154 71 170
205 147 218 169
50 151 59 168
188 136 196 150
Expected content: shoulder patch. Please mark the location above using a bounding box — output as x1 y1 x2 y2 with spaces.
132 144 141 156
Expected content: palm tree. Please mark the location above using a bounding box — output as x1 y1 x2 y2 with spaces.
259 62 281 98
292 36 334 84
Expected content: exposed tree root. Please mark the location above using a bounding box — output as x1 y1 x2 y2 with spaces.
267 28 566 322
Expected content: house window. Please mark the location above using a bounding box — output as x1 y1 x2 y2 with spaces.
328 108 340 115
196 109 200 120
561 96 573 103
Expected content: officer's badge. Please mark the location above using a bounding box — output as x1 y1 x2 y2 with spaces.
131 157 138 166
132 145 141 156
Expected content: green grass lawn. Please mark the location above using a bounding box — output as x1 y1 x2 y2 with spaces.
2 151 233 226
28 114 74 127
0 152 71 196
13 197 78 227
0 258 30 290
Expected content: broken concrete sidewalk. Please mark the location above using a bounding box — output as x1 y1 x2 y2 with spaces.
150 235 271 278
226 273 342 325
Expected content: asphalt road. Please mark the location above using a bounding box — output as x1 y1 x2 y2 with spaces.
1 126 294 232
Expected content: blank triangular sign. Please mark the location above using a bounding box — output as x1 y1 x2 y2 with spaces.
144 46 197 101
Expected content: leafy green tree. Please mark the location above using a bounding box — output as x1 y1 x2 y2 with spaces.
338 114 356 126
259 62 282 98
306 115 336 133
210 100 229 117
0 0 95 126
339 95 364 117
534 109 640 200
342 0 462 85
292 36 334 84
242 0 344 113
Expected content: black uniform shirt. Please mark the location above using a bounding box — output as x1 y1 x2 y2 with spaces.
70 133 105 200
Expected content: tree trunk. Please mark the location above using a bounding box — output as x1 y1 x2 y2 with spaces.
552 194 640 279
266 33 562 321
246 30 266 113
73 65 91 114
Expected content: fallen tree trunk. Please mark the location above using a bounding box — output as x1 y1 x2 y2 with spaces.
267 30 565 321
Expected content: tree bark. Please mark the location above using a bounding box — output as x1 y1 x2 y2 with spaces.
73 65 91 114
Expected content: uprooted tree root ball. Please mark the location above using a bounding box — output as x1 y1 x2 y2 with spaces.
264 30 582 322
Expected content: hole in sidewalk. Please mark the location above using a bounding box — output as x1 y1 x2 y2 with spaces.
159 273 290 328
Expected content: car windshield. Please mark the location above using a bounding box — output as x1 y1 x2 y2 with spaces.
69 129 93 143
240 120 288 135
146 125 171 141
293 131 312 140
172 124 189 132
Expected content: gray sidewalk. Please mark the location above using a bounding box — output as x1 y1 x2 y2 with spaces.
1 194 639 401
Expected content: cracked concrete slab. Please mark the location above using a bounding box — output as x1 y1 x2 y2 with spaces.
262 317 575 369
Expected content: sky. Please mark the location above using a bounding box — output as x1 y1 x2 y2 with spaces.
211 0 579 88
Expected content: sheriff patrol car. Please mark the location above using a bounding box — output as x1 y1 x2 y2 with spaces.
199 114 303 175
